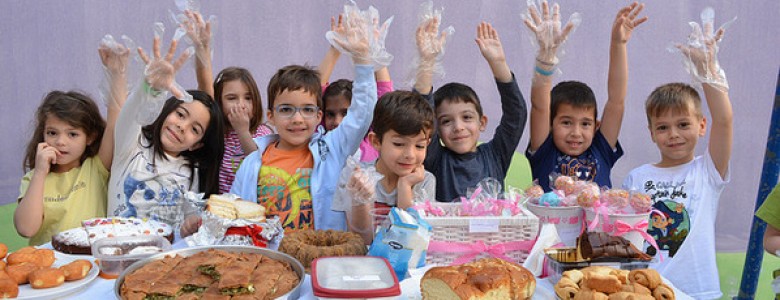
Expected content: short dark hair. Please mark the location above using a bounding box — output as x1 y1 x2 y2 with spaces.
141 90 225 196
433 82 483 117
645 82 702 125
213 67 264 131
322 79 353 110
24 91 105 171
550 81 598 124
267 65 322 109
372 91 435 141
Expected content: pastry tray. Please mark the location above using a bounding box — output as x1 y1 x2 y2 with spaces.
114 245 304 299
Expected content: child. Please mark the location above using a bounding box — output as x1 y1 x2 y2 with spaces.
183 11 274 193
622 8 733 298
525 2 646 192
230 12 381 231
333 91 436 244
108 36 225 229
419 21 526 202
318 14 394 163
757 183 780 255
14 39 128 246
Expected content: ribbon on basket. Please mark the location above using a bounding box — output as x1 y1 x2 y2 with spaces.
587 200 611 231
224 224 267 247
428 239 536 265
489 199 522 216
611 219 662 262
413 200 446 216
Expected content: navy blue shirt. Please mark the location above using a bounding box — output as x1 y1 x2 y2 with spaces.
526 131 623 192
423 75 527 202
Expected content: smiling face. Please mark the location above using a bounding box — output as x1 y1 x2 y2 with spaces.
219 79 255 127
435 100 487 154
648 102 706 167
268 89 322 150
551 104 598 157
43 114 93 172
323 94 350 131
371 130 429 180
160 101 211 156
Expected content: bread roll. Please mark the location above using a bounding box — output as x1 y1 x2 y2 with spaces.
29 268 65 289
573 290 609 300
5 263 40 284
59 259 93 281
421 258 535 300
620 282 651 295
0 243 7 259
652 283 675 300
0 278 18 298
628 269 661 289
555 277 580 300
607 291 654 300
583 272 622 294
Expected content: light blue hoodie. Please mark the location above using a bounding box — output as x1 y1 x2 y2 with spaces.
230 65 377 231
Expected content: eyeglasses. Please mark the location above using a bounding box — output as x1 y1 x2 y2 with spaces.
274 104 320 119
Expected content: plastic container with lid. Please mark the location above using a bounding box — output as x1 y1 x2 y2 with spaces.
91 235 171 279
311 256 400 299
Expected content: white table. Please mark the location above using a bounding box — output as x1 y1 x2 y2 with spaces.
55 239 692 299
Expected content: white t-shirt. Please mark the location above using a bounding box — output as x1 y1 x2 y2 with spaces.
622 154 728 300
108 85 198 228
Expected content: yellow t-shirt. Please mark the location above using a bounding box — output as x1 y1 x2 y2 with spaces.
18 156 108 246
257 144 314 232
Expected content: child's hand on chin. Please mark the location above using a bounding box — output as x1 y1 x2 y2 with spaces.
399 165 426 187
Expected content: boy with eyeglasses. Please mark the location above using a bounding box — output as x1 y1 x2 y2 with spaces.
231 49 378 231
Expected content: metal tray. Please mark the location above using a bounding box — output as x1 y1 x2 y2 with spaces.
114 245 304 299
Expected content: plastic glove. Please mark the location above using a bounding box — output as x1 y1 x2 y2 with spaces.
611 2 648 44
98 34 132 110
347 165 383 206
670 7 735 92
326 2 394 69
137 23 193 102
522 0 581 71
180 10 217 66
408 2 453 86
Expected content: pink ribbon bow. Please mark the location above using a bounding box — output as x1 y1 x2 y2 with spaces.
413 200 446 217
489 199 522 216
612 219 663 262
428 240 537 265
587 200 610 231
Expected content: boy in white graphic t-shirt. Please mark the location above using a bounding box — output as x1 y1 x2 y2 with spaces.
622 7 733 299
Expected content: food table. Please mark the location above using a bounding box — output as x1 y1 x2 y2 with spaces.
54 238 693 300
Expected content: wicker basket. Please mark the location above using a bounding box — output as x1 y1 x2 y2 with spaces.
421 204 539 266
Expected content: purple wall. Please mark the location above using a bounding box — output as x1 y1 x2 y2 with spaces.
1 1 778 252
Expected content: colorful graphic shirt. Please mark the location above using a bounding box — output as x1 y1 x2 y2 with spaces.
528 131 623 192
257 144 314 231
622 154 728 299
219 124 274 193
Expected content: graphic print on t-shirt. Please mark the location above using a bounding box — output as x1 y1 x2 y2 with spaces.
641 179 691 257
556 152 598 181
257 165 313 231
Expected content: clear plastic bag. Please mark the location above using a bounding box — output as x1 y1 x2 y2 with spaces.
326 1 394 70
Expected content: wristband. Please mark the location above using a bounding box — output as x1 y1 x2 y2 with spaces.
143 81 163 97
535 65 555 76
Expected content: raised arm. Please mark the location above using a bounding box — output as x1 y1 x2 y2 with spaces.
523 0 579 152
97 35 130 170
476 22 511 83
183 10 214 98
677 8 733 178
319 15 344 86
600 3 647 148
412 9 450 95
15 143 57 237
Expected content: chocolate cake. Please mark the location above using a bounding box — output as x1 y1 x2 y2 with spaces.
577 232 651 261
52 217 174 255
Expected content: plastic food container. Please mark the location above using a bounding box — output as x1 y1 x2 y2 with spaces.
544 248 651 283
91 235 171 279
312 256 400 299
